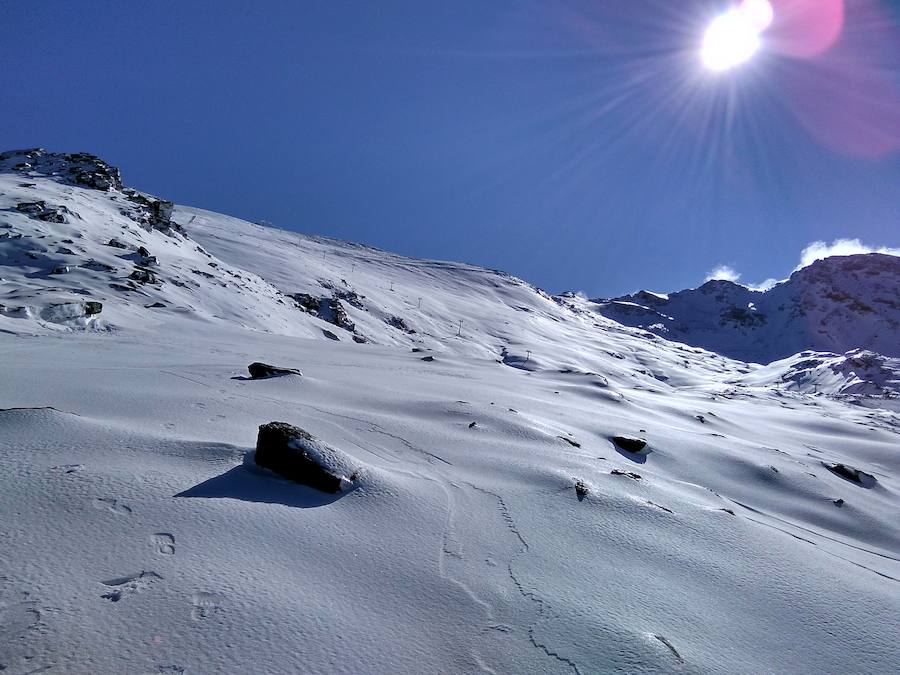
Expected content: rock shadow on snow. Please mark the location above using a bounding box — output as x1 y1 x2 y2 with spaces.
175 456 346 509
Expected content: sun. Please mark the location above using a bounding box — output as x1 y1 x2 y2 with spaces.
702 0 774 72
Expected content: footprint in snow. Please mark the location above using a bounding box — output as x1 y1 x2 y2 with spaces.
191 591 223 621
100 571 162 602
50 464 84 475
92 497 133 515
151 533 175 555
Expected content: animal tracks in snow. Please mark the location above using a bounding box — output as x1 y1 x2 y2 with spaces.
439 482 581 674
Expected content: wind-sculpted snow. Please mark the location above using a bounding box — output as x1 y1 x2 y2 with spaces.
1 153 899 673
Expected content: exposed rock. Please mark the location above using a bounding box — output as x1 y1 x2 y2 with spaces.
558 436 581 448
254 422 357 493
50 265 70 275
323 329 339 341
386 315 416 334
15 201 72 223
611 469 642 480
291 293 320 313
823 462 877 487
352 335 367 344
107 238 128 249
833 498 845 507
611 436 648 453
291 293 356 332
145 301 166 309
0 149 122 191
84 301 103 316
247 362 302 379
468 421 477 429
334 289 365 310
575 480 589 500
421 355 435 362
119 189 180 233
129 268 157 284
330 298 355 332
81 259 116 273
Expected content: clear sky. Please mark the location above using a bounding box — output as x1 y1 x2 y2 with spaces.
2 0 898 296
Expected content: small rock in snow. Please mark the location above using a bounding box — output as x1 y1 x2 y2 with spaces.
247 362 302 379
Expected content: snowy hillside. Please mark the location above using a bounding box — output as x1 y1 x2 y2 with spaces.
592 254 900 363
2 150 899 674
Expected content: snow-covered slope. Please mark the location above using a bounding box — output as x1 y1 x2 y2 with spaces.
2 150 899 674
592 255 900 364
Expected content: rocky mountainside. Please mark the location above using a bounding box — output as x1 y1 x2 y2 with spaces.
2 149 900 674
591 254 900 364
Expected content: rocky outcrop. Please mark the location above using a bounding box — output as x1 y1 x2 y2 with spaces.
0 149 122 190
291 293 356 333
386 315 416 334
129 268 157 284
120 188 180 234
15 201 73 223
254 422 357 493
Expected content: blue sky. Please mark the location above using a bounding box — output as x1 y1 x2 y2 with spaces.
2 0 898 296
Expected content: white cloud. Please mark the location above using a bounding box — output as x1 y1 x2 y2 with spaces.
697 240 898 292
705 264 741 283
797 238 900 270
748 278 779 292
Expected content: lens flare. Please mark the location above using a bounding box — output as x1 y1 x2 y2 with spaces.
701 1 774 72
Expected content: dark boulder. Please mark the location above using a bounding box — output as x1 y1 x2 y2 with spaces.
129 267 156 284
823 462 877 487
247 362 302 379
84 301 103 316
611 436 648 454
421 355 435 362
611 469 642 480
254 422 357 493
16 201 71 223
323 329 339 341
386 315 416 334
291 293 320 313
107 238 128 249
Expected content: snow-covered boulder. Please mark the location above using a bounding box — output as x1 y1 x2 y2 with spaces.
254 422 357 493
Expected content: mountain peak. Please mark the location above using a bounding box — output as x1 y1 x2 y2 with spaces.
0 148 122 191
595 253 900 363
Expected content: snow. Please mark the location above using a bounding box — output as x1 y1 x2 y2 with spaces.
593 256 900 363
1 152 899 674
